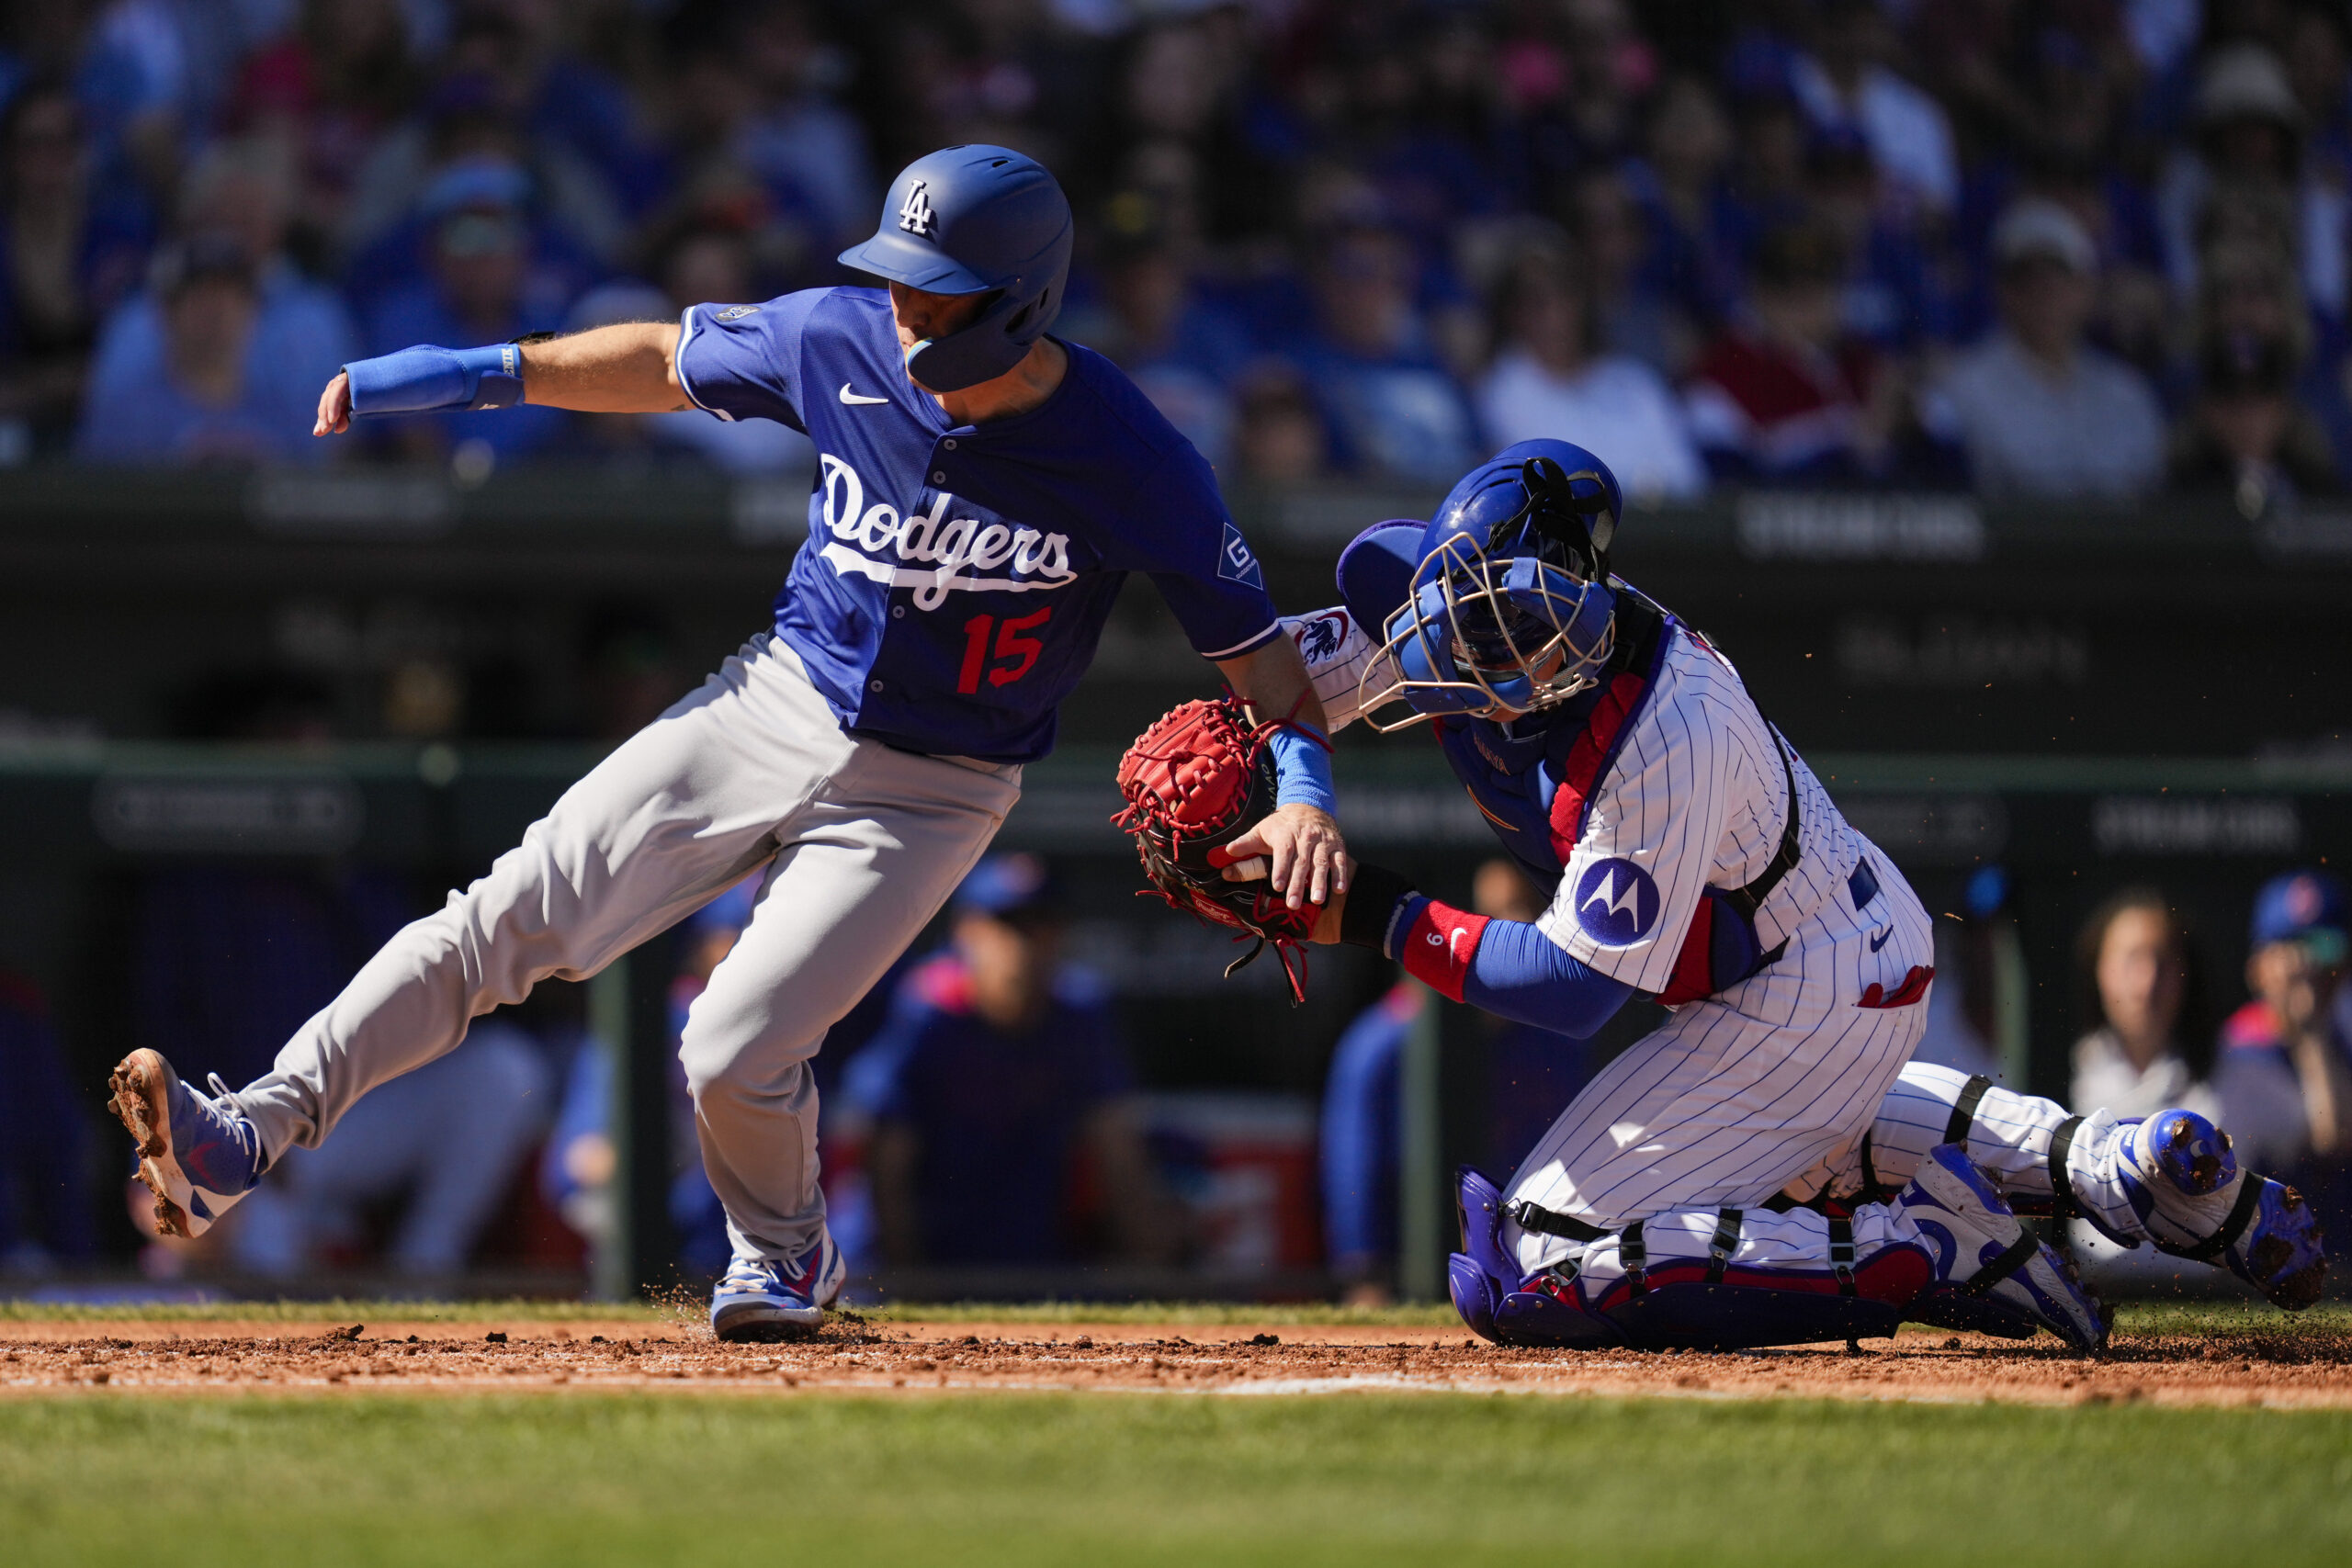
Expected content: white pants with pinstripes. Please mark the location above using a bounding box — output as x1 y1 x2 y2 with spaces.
1502 853 1937 1278
1501 849 2172 1284
1515 1059 2181 1300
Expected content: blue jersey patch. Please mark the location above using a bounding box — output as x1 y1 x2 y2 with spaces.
672 288 1281 761
1217 520 1264 591
1573 857 1660 945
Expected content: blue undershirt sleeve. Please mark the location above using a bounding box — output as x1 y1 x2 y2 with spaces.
1266 724 1336 812
1459 918 1637 1040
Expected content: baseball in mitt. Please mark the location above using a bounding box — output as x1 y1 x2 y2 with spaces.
1113 695 1321 1003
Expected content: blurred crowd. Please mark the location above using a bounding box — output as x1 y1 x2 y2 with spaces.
8 0 2352 507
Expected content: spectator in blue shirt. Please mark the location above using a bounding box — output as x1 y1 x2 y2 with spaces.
1622 74 1747 341
76 236 321 465
845 854 1177 1268
83 139 356 460
2216 871 2352 1175
338 21 637 275
361 159 575 466
1282 220 1479 484
1807 127 1950 353
2213 869 2352 1269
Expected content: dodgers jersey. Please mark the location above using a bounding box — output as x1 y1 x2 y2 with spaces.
675 287 1282 761
1285 596 1885 1010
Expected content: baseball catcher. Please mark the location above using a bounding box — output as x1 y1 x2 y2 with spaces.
1248 439 2324 1352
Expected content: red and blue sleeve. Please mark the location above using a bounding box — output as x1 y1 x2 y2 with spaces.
1386 896 1634 1040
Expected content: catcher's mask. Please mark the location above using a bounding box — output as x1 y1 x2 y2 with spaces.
1359 441 1623 729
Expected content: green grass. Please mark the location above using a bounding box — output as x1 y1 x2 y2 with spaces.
5 1393 2349 1567
2111 1302 2352 1337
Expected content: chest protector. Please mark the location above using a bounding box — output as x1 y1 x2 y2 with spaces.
1436 592 1801 1006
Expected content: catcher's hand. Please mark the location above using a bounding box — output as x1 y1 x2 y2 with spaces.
1220 801 1348 908
1113 696 1344 1002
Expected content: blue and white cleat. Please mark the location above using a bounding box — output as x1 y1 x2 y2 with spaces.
1902 1143 2107 1350
710 1230 847 1343
2127 1109 2326 1310
107 1048 266 1239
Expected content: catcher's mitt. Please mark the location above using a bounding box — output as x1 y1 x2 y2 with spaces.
1114 695 1319 1003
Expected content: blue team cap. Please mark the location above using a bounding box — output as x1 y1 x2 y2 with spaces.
687 877 760 937
954 852 1059 920
420 154 530 218
1964 865 2009 919
2250 869 2349 958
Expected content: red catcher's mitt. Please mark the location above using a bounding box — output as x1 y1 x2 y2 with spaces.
1114 695 1318 1003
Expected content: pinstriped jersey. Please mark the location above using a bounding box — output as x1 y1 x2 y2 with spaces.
1282 598 1881 997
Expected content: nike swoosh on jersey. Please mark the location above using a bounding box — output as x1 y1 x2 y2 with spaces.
1868 928 1894 952
839 383 889 405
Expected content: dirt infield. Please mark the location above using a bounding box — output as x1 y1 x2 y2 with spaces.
6 1312 2350 1407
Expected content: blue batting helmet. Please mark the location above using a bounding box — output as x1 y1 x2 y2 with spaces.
838 145 1074 393
1360 441 1624 726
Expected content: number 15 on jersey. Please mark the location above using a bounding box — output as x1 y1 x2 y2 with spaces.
957 608 1053 694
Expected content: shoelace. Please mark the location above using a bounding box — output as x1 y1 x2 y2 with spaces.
721 1247 831 1296
198 1073 266 1180
721 1257 782 1292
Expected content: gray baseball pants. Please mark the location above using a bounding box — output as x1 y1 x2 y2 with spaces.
232 634 1021 1261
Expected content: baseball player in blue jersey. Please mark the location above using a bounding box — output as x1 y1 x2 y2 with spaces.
1270 440 2324 1349
106 146 1348 1340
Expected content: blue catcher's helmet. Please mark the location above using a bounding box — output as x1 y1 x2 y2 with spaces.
838 145 1074 392
1362 440 1624 728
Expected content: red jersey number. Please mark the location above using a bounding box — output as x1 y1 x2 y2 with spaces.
956 607 1054 694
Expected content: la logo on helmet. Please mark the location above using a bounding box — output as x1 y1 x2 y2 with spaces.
897 180 935 236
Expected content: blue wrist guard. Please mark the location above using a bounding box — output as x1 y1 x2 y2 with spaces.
345 343 526 416
1267 724 1337 815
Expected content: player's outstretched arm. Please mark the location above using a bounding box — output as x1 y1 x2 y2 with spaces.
312 322 687 435
1215 635 1351 909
